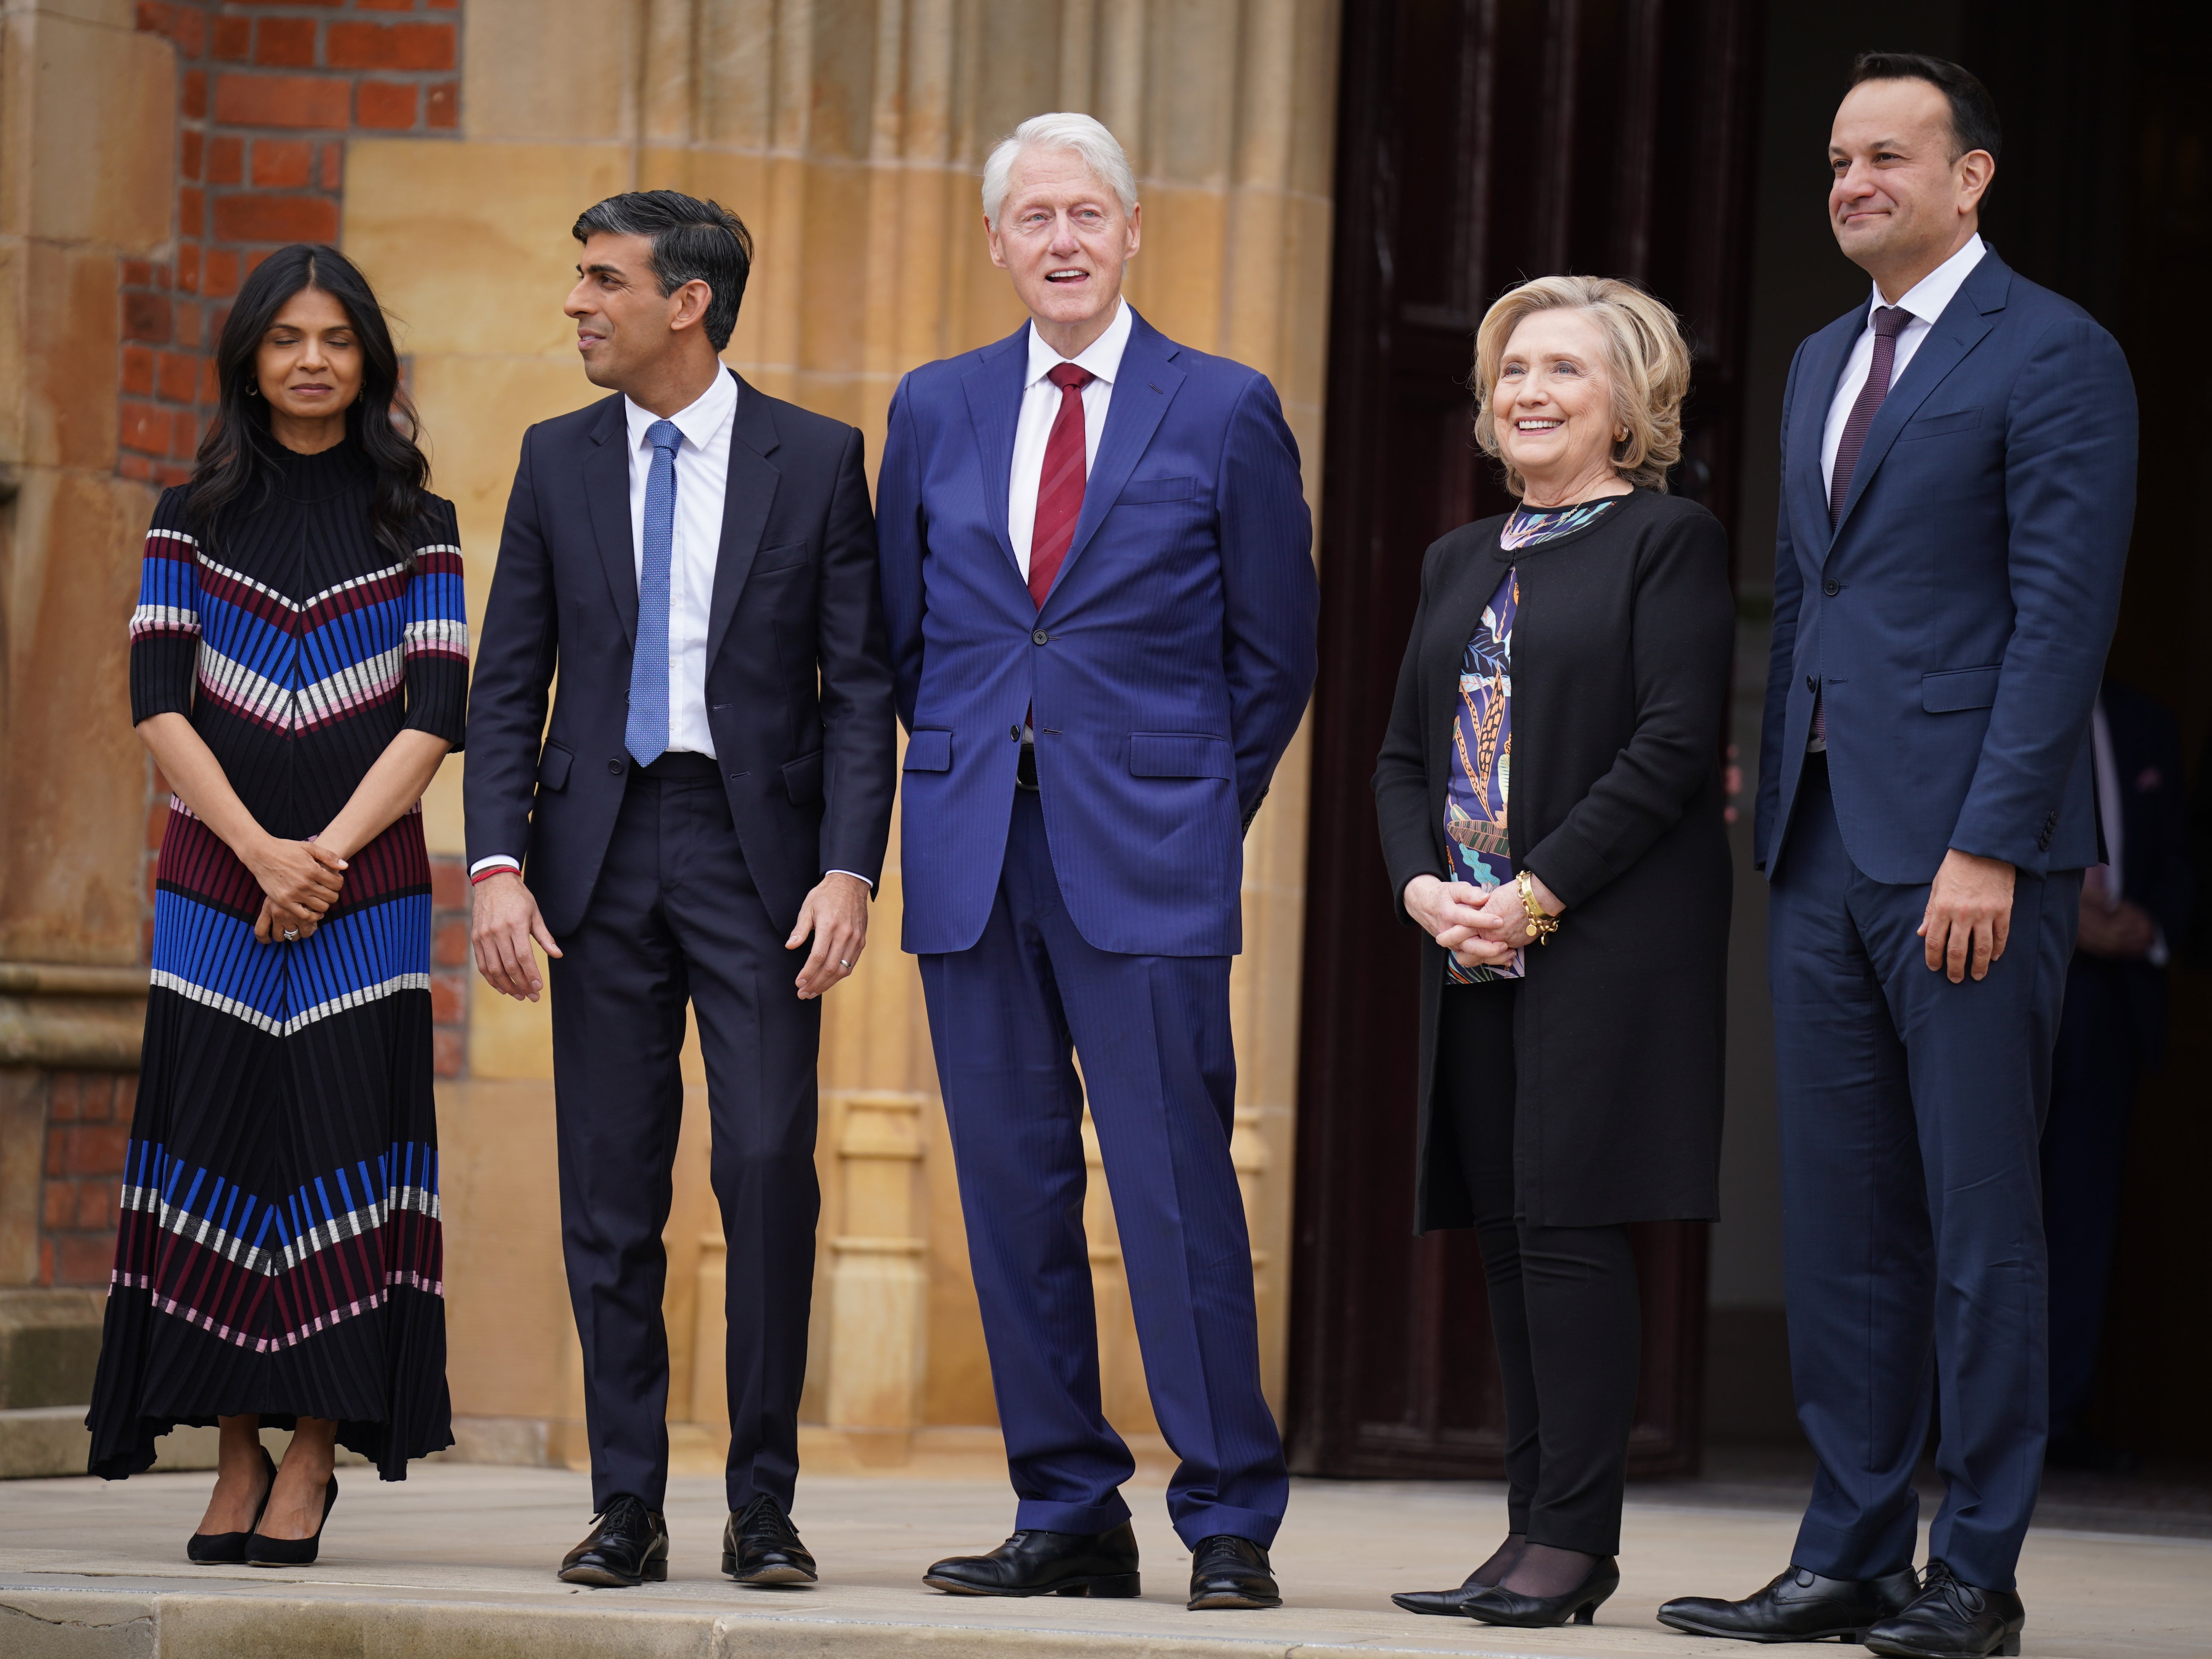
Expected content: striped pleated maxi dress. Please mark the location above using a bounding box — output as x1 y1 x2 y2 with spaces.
88 439 466 1480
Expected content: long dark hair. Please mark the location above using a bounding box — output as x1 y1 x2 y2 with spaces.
187 243 430 570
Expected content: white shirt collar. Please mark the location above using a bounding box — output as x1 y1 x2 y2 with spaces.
1024 299 1135 391
624 365 737 456
1872 233 1987 329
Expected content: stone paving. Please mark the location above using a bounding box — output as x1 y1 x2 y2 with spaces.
2 1463 2205 1657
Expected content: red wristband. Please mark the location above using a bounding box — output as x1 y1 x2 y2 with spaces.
470 865 517 885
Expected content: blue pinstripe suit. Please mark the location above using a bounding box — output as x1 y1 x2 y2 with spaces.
879 309 1315 1546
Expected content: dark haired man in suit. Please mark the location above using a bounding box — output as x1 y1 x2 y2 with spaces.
1660 54 2135 1659
467 191 895 1588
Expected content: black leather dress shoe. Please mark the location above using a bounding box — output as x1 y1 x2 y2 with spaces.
1460 1555 1619 1627
1187 1534 1280 1609
1864 1560 2024 1658
1658 1563 1921 1643
558 1494 669 1587
723 1493 817 1586
923 1523 1140 1597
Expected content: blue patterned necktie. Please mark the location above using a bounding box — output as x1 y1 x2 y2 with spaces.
625 418 682 768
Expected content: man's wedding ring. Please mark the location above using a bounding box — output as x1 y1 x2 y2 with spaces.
283 927 299 941
839 958 852 969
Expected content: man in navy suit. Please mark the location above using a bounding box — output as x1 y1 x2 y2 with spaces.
877 113 1317 1611
2042 679 2189 1474
1659 56 2135 1659
467 192 895 1589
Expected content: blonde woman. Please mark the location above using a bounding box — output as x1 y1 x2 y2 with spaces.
1373 275 1734 1628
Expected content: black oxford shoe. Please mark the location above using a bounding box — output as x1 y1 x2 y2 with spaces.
558 1494 669 1588
1864 1560 2025 1658
1658 1562 1921 1642
923 1523 1140 1597
1187 1534 1281 1610
723 1492 817 1586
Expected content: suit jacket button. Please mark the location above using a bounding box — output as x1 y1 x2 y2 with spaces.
1009 725 1021 741
1823 579 1840 597
608 759 624 775
1033 628 1050 645
1805 675 1817 693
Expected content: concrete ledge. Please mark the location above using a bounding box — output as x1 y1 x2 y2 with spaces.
0 1411 222 1481
0 1289 108 1409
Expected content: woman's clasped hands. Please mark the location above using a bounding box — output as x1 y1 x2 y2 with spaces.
1404 871 1564 969
249 836 349 944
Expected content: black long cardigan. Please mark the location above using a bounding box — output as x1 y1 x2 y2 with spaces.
1372 487 1736 1230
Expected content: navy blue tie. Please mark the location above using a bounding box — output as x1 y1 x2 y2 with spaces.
626 419 682 768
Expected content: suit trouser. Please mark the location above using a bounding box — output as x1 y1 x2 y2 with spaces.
1768 755 2078 1591
2040 956 2141 1436
548 755 820 1514
917 789 1289 1548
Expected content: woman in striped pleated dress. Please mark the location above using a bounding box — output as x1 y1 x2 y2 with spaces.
87 243 465 1568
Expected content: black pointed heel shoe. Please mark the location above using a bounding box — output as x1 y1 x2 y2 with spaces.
186 1445 278 1564
245 1470 339 1567
1460 1555 1620 1628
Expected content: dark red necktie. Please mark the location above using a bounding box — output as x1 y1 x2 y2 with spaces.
1828 305 1911 524
1028 363 1095 607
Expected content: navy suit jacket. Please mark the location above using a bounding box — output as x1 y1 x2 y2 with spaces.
1756 251 2138 884
464 369 897 939
877 309 1318 957
2088 678 2192 1068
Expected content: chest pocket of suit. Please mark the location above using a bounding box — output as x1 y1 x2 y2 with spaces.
1899 408 1981 442
1116 476 1199 506
754 541 809 573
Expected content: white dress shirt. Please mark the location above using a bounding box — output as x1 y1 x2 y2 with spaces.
1008 298 1133 573
1819 234 1986 499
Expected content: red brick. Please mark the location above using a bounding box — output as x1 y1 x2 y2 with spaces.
183 68 207 120
123 291 171 342
178 184 204 238
134 3 169 40
120 453 154 484
181 129 203 181
320 143 342 190
116 1075 137 1116
50 1074 81 1121
176 244 201 294
171 406 205 459
122 258 153 287
359 0 420 10
121 401 168 455
355 80 418 129
214 72 351 129
213 191 339 243
76 1180 120 1231
327 20 453 71
214 14 251 60
156 464 194 489
429 0 457 9
207 134 244 185
158 351 200 403
122 345 156 397
429 859 467 910
36 1238 54 1288
53 1237 115 1288
140 4 206 57
430 969 467 1024
76 1078 113 1125
204 248 241 298
433 1027 465 1078
43 1180 75 1231
146 794 170 848
432 917 468 967
60 1123 130 1177
201 357 221 402
176 302 205 348
252 138 313 188
425 80 457 129
255 17 317 67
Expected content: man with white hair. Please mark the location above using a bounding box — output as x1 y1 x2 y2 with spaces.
878 113 1317 1611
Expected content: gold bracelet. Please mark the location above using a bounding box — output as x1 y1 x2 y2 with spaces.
1517 870 1561 944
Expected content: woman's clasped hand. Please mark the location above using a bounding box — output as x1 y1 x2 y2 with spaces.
248 837 349 943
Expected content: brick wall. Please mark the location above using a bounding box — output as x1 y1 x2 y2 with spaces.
39 1076 137 1288
430 853 469 1078
122 0 462 488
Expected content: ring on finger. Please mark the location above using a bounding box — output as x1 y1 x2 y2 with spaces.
839 958 852 970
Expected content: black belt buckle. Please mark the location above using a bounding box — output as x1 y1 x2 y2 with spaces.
1015 741 1039 792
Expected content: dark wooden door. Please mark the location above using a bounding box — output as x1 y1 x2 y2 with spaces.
1287 0 1763 1480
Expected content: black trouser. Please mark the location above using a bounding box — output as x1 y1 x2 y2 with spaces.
1438 982 1640 1556
547 753 821 1515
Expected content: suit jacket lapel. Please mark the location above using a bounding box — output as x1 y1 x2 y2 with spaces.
1045 311 1183 607
1832 257 2007 536
1794 311 1859 568
584 395 638 644
706 369 780 668
960 327 1031 580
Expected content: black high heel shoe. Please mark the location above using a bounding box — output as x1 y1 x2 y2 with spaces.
1460 1554 1620 1628
185 1444 278 1564
245 1469 339 1567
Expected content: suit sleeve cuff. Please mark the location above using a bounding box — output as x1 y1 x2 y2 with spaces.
470 855 522 882
827 869 877 893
